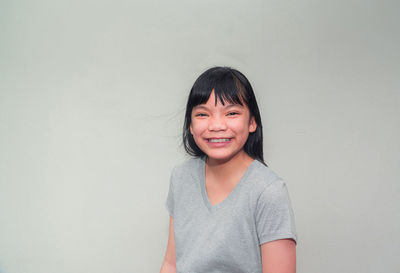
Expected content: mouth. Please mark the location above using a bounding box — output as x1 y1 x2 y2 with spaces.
207 138 232 143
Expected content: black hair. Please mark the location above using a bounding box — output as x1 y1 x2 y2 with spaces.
182 66 266 165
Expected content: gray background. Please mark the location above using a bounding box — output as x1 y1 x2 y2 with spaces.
0 0 399 272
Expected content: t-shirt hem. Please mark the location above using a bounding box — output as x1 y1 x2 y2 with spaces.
259 233 297 246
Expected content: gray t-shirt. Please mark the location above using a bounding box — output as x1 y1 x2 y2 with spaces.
165 156 297 273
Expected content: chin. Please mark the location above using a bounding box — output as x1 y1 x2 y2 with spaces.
204 151 238 162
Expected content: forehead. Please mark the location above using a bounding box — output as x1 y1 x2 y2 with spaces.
193 103 244 110
190 93 252 119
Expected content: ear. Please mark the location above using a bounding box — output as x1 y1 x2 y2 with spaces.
249 116 257 133
190 123 193 135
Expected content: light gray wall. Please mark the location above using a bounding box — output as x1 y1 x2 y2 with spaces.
0 0 399 272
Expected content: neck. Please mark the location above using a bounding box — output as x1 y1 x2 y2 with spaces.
205 151 254 176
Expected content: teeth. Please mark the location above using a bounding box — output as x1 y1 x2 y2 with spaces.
209 138 230 143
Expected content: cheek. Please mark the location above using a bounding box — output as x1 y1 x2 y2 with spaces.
190 120 206 135
230 119 250 133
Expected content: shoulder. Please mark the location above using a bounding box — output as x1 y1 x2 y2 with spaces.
248 160 285 192
170 156 203 182
246 161 294 207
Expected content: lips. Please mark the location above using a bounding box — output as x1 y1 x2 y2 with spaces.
207 138 232 143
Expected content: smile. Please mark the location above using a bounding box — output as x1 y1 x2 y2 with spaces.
207 138 231 143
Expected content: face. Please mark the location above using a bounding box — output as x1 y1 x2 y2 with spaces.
190 90 257 163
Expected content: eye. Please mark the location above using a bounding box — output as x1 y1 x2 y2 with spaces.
195 113 208 117
227 112 239 116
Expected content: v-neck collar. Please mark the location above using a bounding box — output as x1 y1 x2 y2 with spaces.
197 156 258 213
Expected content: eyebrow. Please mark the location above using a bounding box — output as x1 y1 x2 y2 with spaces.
193 104 244 110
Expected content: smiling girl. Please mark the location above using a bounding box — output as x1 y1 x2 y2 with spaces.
160 67 297 273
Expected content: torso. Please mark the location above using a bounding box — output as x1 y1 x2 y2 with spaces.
167 156 297 273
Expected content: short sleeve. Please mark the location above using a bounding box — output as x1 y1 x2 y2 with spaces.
165 170 175 218
255 180 297 245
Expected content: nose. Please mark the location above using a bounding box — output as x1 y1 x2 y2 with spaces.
208 115 227 131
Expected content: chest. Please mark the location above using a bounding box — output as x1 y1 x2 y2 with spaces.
205 176 240 206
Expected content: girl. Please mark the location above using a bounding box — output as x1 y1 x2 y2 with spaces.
160 67 297 273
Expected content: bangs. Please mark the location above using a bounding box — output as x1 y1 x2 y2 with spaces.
189 69 248 107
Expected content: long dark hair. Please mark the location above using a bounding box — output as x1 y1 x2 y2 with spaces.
182 66 266 165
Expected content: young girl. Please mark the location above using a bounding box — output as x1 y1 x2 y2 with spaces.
160 67 297 273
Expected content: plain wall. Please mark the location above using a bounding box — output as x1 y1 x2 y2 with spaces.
0 0 399 272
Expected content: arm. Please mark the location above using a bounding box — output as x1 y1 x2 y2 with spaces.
261 238 296 273
160 216 176 273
